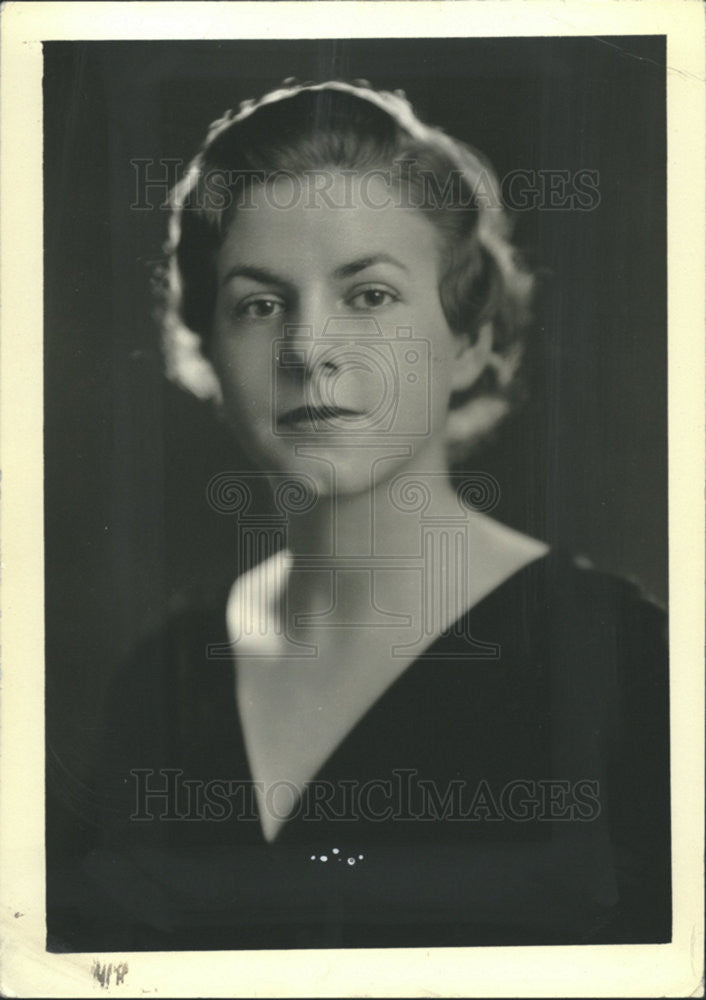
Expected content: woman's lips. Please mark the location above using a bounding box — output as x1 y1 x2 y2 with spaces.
277 404 364 429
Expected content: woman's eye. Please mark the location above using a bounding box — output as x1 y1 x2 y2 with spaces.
236 297 286 319
348 287 399 311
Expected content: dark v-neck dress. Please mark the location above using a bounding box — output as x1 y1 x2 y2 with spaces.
46 549 671 952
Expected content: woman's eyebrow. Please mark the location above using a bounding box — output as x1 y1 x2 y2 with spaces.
332 254 409 279
221 255 408 288
221 265 291 288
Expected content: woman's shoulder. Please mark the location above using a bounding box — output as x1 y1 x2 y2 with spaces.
466 517 665 634
501 548 669 755
452 539 668 709
464 526 666 631
539 548 668 651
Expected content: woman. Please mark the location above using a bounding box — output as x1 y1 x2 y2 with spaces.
64 81 670 950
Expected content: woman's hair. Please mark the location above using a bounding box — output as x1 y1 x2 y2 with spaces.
159 80 535 460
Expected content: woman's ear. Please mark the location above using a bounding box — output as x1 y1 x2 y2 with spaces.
450 322 494 393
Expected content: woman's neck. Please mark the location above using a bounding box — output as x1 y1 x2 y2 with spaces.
283 467 465 558
259 434 548 632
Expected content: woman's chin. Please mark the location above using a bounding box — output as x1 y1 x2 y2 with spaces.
248 443 409 502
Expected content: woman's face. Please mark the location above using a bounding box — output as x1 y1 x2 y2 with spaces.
211 172 484 497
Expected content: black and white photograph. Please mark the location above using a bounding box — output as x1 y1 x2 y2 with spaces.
1 2 703 997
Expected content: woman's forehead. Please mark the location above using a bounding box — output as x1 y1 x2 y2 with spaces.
217 172 443 278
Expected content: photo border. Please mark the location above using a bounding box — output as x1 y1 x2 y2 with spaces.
1 2 703 996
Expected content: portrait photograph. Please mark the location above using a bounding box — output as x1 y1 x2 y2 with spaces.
0 2 703 997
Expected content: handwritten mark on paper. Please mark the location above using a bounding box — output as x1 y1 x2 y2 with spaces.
92 961 129 988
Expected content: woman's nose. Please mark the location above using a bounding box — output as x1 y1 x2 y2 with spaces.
279 295 340 378
278 330 337 386
293 292 333 342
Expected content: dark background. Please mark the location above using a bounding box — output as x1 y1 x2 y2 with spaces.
44 37 667 832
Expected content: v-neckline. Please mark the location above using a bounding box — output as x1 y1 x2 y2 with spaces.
229 547 557 844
